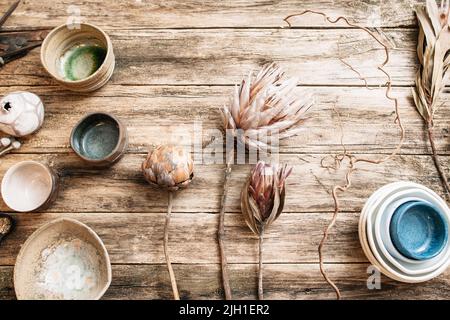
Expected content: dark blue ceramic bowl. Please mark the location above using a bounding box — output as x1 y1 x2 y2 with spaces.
390 201 448 260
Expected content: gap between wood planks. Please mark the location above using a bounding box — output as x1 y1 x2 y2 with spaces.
0 262 376 267
0 27 419 32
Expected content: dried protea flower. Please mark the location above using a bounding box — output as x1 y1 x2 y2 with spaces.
217 62 312 300
241 161 292 234
241 161 292 300
142 145 194 300
142 145 194 191
221 62 313 152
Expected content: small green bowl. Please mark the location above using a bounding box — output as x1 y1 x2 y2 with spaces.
70 112 127 166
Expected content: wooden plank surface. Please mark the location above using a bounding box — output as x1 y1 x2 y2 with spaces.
0 0 420 29
0 86 448 155
1 264 450 300
0 153 447 214
0 29 418 86
0 0 449 300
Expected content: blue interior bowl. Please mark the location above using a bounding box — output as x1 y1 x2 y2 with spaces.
390 201 448 260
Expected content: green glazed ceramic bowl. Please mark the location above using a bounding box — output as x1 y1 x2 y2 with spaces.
41 23 115 92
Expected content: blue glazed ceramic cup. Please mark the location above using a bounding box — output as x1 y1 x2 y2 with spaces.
390 201 448 260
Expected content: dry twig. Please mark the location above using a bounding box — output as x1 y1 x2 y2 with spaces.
284 10 405 299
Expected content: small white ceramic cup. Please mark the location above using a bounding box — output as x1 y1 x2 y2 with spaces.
1 161 58 212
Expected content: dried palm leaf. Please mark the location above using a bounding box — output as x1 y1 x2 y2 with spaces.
241 161 292 299
413 0 450 196
217 63 313 299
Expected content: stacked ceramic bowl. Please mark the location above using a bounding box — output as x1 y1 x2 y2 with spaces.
359 181 450 282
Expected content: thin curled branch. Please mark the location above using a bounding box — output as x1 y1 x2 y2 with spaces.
284 10 406 299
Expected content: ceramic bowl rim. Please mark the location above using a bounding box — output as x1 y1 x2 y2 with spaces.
390 201 448 260
1 160 53 212
373 188 450 274
13 217 112 300
70 112 126 163
380 197 434 264
40 23 113 84
360 181 450 282
359 183 411 282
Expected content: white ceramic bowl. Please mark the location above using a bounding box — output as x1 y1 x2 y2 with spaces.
373 188 450 275
359 181 450 282
359 182 413 282
1 161 57 212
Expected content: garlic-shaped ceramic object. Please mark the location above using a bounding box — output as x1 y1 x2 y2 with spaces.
0 92 45 137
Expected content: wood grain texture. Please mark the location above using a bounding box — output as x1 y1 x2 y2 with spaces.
0 0 449 300
1 264 449 300
0 86 448 155
0 153 447 214
0 0 420 30
0 210 366 265
0 28 418 86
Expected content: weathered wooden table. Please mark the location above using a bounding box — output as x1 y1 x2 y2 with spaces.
0 0 449 300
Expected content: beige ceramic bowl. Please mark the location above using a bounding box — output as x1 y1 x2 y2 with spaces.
40 23 115 92
14 218 111 300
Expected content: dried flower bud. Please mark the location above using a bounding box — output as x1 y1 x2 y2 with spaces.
241 161 292 235
142 145 194 191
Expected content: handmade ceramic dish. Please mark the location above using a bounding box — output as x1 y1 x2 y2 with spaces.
379 197 433 264
14 218 111 300
70 112 128 166
359 182 413 282
372 188 450 275
41 23 115 92
390 201 448 260
360 181 450 282
1 161 58 212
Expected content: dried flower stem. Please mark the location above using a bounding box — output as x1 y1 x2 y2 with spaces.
218 150 234 300
164 191 180 300
258 224 265 300
284 10 405 299
427 121 450 197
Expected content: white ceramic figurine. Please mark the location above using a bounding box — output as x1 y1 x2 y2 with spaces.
0 92 45 137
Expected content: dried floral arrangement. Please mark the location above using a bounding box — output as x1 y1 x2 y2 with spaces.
219 63 313 299
412 0 450 197
282 11 406 299
142 145 194 300
241 161 292 299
